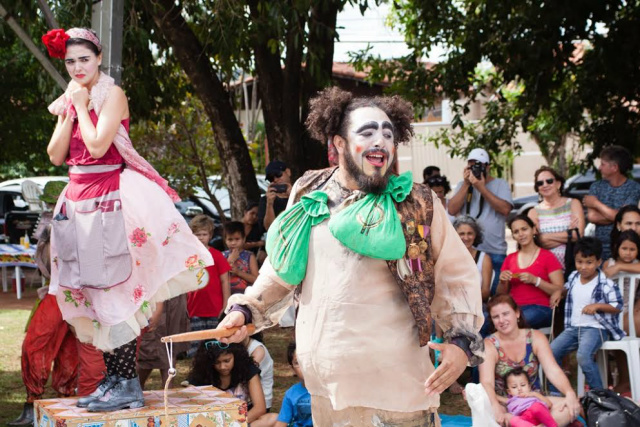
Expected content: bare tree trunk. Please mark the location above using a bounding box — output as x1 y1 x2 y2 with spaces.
142 0 260 219
558 134 568 177
300 0 342 172
246 1 302 174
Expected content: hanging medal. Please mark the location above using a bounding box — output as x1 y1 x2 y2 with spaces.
405 219 422 272
417 224 430 255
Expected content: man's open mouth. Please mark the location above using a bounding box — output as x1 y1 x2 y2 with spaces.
365 151 387 167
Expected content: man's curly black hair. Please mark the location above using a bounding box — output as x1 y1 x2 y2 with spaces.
305 86 415 146
188 342 259 390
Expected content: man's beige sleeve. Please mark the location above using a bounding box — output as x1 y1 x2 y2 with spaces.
429 194 485 364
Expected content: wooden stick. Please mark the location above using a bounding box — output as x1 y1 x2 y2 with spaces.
160 324 256 343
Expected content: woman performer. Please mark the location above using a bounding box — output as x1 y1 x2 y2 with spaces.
42 28 212 412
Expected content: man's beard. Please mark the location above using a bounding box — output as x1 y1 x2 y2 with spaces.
343 146 393 194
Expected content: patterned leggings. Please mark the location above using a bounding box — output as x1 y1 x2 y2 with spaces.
103 339 138 379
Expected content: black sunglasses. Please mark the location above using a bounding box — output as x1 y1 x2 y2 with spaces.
267 170 284 182
428 176 447 185
536 178 555 187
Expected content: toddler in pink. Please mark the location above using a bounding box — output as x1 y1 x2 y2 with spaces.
503 367 557 427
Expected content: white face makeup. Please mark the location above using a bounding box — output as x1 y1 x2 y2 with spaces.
64 44 101 87
335 106 397 194
345 107 395 177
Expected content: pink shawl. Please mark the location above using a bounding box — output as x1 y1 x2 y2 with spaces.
47 73 180 202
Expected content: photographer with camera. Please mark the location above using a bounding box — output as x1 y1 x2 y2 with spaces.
258 160 293 231
449 149 513 296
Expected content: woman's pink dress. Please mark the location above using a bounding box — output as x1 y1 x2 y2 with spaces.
50 110 212 351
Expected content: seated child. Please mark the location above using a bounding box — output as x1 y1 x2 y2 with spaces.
549 237 623 392
186 215 231 357
243 332 274 411
502 367 556 427
276 341 312 427
223 221 258 294
189 341 268 424
603 229 640 336
602 229 640 394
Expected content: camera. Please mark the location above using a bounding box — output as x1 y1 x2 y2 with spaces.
272 184 288 194
470 162 486 179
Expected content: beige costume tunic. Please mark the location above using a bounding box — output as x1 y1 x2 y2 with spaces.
227 174 483 425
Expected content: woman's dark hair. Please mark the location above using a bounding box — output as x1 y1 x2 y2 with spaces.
305 87 415 146
612 230 640 262
507 214 539 250
486 294 529 334
504 366 530 384
453 215 484 247
426 175 452 195
610 205 640 247
287 341 296 366
244 200 260 213
223 221 245 239
66 29 101 56
533 166 565 195
189 342 259 389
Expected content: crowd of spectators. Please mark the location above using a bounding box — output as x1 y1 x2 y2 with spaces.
10 146 640 427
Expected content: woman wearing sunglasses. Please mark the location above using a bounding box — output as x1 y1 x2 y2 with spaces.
528 166 585 271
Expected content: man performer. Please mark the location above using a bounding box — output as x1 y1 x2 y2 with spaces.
219 87 484 426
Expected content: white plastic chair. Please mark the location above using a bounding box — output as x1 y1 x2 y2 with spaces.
576 273 640 400
21 180 44 212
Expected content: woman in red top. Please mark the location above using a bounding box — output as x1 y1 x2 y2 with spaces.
497 215 564 329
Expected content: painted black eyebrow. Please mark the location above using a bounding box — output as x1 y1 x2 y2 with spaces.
354 122 379 133
382 121 394 131
65 56 91 62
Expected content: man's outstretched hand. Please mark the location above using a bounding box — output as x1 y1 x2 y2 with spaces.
217 311 248 344
424 342 467 396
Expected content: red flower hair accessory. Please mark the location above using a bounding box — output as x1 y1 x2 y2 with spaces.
42 29 69 59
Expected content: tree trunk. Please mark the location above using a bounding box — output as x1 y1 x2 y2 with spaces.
248 1 341 179
299 0 342 172
142 0 260 219
247 1 304 177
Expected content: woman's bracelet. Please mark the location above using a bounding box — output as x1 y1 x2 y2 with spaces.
535 277 542 287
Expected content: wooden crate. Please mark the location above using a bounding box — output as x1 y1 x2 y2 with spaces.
34 386 248 427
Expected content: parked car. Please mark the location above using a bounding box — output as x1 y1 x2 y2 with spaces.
0 177 68 243
510 165 640 216
174 174 269 249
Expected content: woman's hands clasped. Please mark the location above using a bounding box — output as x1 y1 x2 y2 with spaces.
70 86 90 110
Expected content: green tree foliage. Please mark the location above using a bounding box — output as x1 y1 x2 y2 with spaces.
3 0 377 217
0 0 186 179
352 0 640 171
137 0 377 216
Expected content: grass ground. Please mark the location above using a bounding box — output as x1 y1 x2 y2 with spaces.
0 285 470 425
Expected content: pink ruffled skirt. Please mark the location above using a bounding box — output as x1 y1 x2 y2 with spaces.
50 165 213 351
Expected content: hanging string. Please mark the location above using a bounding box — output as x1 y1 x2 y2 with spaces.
163 339 177 427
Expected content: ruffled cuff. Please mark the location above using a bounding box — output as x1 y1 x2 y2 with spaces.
443 327 485 367
228 304 252 324
224 260 296 332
